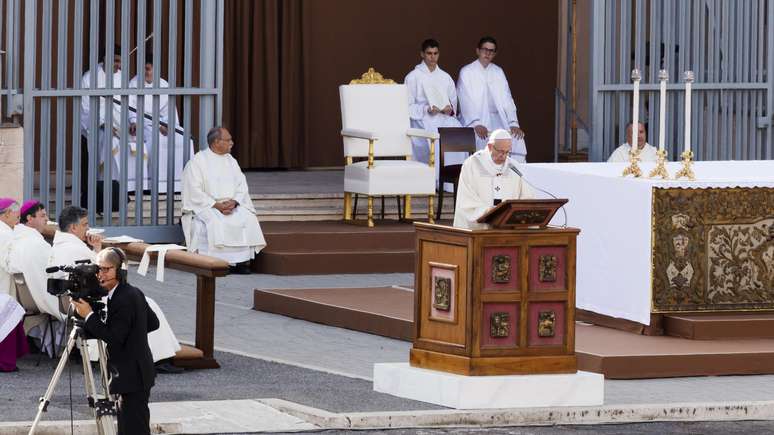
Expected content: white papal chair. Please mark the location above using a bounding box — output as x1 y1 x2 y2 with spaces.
340 68 438 227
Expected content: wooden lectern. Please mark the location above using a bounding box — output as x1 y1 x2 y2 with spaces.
410 200 579 376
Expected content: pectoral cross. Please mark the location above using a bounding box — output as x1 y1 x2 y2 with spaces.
494 186 501 192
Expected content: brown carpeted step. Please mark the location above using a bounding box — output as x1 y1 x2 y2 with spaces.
663 313 774 340
253 286 413 340
261 220 416 251
254 249 414 275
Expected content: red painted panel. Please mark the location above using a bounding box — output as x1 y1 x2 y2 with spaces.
528 246 567 291
480 302 520 348
527 302 565 347
483 247 520 292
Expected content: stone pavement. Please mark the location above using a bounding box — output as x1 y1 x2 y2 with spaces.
3 269 774 433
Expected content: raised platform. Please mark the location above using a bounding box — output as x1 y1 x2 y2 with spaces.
253 286 774 379
256 221 421 275
663 313 774 340
374 363 604 409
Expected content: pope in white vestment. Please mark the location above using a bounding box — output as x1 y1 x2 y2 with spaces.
404 41 467 183
48 218 181 362
453 130 534 230
181 128 266 266
607 122 658 162
0 199 20 296
81 54 145 192
129 59 195 193
457 37 527 162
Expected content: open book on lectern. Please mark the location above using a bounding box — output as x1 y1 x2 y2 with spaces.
476 199 568 229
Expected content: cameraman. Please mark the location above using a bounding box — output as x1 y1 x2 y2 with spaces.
50 206 182 372
72 248 158 435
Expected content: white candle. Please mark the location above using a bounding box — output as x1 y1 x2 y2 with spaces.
631 69 641 153
658 70 668 151
683 71 694 154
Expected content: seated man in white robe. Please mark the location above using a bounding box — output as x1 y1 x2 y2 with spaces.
0 198 20 296
607 122 658 162
453 129 534 230
81 45 146 193
181 127 266 274
404 39 467 188
7 200 66 355
48 206 182 372
128 53 195 193
457 36 528 163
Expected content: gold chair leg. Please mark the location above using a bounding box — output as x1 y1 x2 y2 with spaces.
343 192 352 221
427 195 435 224
404 195 412 220
367 196 374 227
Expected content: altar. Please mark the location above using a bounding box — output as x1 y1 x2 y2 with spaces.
521 160 774 325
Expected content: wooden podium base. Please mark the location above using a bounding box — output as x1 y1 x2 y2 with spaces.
410 348 577 376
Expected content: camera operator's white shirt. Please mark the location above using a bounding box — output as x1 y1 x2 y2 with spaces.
50 231 181 362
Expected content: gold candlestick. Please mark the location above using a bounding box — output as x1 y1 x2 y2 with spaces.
622 149 642 178
648 149 670 179
674 150 695 180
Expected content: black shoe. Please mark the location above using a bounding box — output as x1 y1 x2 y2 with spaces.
155 360 184 374
228 261 252 275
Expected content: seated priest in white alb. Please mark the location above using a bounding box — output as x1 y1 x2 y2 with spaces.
48 206 183 372
453 129 534 230
0 198 20 296
607 122 658 162
7 201 65 355
181 127 266 274
404 38 467 187
457 36 527 162
128 53 195 192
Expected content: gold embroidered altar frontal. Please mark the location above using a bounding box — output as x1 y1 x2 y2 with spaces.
652 187 774 312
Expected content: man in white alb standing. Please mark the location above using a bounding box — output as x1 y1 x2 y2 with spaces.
404 39 467 188
457 36 528 162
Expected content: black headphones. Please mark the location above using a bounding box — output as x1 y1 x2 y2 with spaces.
110 247 128 284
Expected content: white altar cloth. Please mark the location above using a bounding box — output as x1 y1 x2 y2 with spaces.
520 160 774 325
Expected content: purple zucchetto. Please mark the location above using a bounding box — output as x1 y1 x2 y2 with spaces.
0 198 18 213
20 199 41 216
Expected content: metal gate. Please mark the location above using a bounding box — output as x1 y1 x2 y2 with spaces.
589 0 774 162
16 0 223 242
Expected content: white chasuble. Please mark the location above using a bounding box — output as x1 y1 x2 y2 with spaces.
457 60 527 162
0 221 14 296
404 63 467 179
181 149 266 263
8 224 63 321
607 142 659 163
453 149 534 230
0 294 24 343
48 231 181 362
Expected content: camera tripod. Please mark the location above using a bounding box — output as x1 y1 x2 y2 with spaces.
28 315 117 435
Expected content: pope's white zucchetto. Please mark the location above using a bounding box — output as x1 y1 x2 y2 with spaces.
487 128 512 144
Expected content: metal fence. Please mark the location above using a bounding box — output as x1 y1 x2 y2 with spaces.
16 0 223 242
0 0 21 123
589 0 773 162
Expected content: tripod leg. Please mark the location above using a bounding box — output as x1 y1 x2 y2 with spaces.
78 337 117 435
28 327 79 435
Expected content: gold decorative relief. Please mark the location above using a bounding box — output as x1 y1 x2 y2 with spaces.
349 68 395 84
490 312 510 338
491 255 511 283
537 310 556 337
538 255 557 282
432 276 451 311
652 187 774 312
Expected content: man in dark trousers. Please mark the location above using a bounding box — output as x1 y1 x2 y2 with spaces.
72 247 159 435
